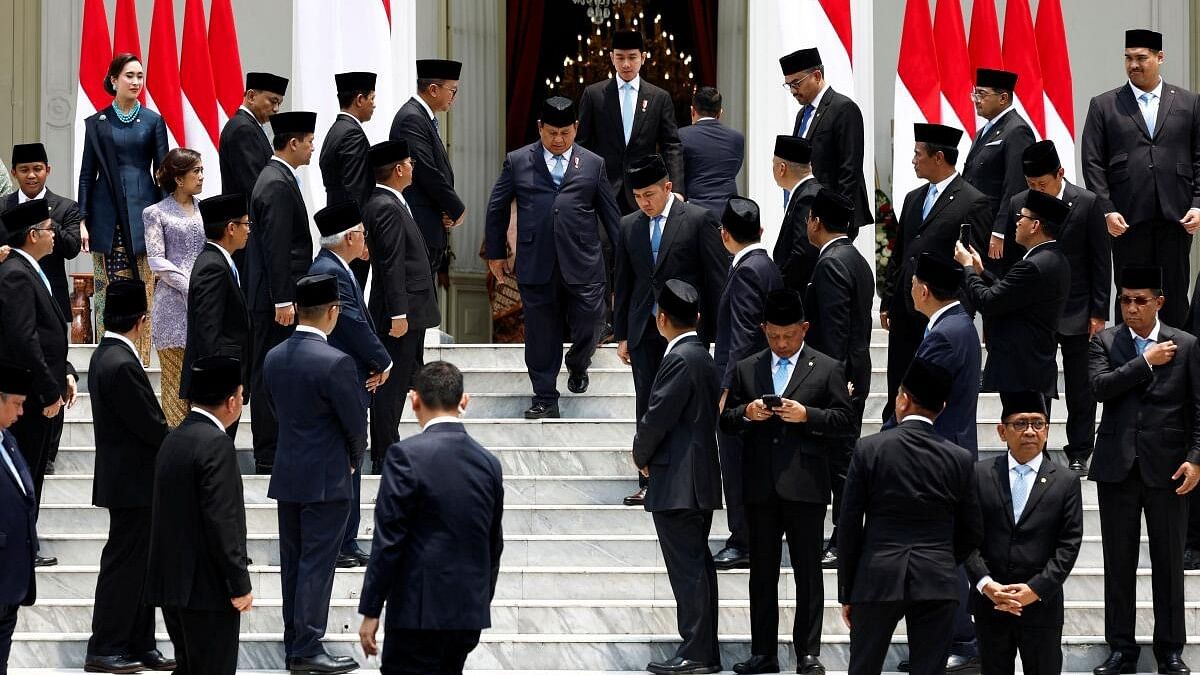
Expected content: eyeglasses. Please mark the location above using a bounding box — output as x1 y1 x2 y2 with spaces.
970 89 1000 101
1118 295 1155 306
31 225 55 232
782 72 815 91
1004 419 1048 432
234 220 253 228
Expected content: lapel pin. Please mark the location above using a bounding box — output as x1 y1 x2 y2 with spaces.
1068 201 1074 207
641 99 648 113
808 360 814 367
949 195 955 201
1040 477 1047 483
574 156 580 170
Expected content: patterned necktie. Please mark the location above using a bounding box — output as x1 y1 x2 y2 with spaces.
1139 92 1157 136
552 154 566 186
1135 335 1154 355
774 357 792 396
921 184 939 220
650 216 663 263
798 105 815 137
1011 464 1034 521
622 83 636 143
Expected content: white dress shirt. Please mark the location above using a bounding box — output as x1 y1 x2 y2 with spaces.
1130 320 1162 369
818 235 849 257
17 187 47 203
191 406 227 432
925 172 958 211
665 330 699 355
374 183 413 321
976 451 1045 593
294 324 328 341
11 248 50 295
650 193 676 241
543 145 575 174
422 415 461 431
926 301 962 330
241 105 269 139
732 242 767 268
798 84 829 137
900 414 935 425
106 331 141 360
414 95 437 122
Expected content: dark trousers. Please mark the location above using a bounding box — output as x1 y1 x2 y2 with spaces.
745 499 824 657
0 603 16 671
629 320 668 489
162 607 240 675
1057 332 1096 461
882 309 927 423
278 499 352 658
826 437 855 549
974 609 1063 675
1097 464 1188 659
848 600 957 675
370 328 426 469
10 400 64 502
1112 218 1191 327
249 314 294 468
519 271 605 405
949 565 979 657
716 431 747 550
381 628 482 675
652 509 720 665
88 507 155 656
342 451 365 553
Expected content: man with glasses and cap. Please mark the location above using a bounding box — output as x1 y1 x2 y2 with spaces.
485 96 620 420
321 72 378 289
219 72 289 200
0 363 39 670
1088 265 1200 675
770 135 823 292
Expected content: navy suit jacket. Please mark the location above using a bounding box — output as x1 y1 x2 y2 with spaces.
0 429 37 606
264 331 367 503
913 304 982 455
714 247 781 389
678 119 744 218
483 142 620 285
2 189 83 320
310 249 390 407
359 422 505 630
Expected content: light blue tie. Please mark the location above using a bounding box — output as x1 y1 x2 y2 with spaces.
798 105 815 137
1011 464 1034 521
773 357 792 396
977 119 994 141
34 263 52 296
230 261 241 287
1135 335 1154 355
0 436 26 495
1139 93 1157 136
783 189 791 209
621 83 636 143
552 154 566 186
431 115 441 138
921 184 939 220
650 216 663 263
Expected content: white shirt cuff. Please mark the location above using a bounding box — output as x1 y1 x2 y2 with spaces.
383 362 394 373
391 314 407 320
1143 353 1154 370
977 575 994 594
274 302 293 309
992 233 1005 240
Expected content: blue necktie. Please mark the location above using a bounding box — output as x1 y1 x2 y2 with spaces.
622 83 636 143
773 357 792 395
650 215 663 263
552 154 566 186
797 105 815 137
34 263 52 296
783 189 791 209
977 119 994 141
1011 464 1034 521
0 436 27 496
921 184 939 220
431 115 441 138
1139 92 1157 136
1135 335 1154 355
230 260 241 287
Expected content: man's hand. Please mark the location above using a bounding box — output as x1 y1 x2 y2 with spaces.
617 340 631 366
390 317 409 338
982 581 1020 613
1089 318 1106 338
0 245 9 263
231 592 253 613
988 234 1005 260
359 616 380 656
841 604 852 630
444 211 466 228
80 221 91 252
1107 212 1129 237
638 465 650 478
1172 461 1200 495
359 243 371 262
774 398 809 423
274 304 295 326
954 241 984 273
366 370 390 392
879 310 890 332
43 397 64 418
65 374 78 409
487 259 512 280
998 583 1040 608
718 389 729 412
745 399 775 422
1144 339 1177 367
1180 208 1200 235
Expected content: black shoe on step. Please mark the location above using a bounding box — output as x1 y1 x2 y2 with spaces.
524 402 561 419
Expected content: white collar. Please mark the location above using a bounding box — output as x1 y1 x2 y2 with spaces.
807 83 830 111
1129 78 1164 100
731 242 766 268
11 247 43 271
326 248 354 273
191 406 227 431
818 235 849 257
901 414 935 425
106 332 141 360
338 111 365 128
271 155 301 181
695 116 717 123
295 324 328 340
240 105 265 126
1022 239 1054 260
1055 182 1066 200
791 175 814 193
422 415 460 431
208 240 237 271
543 144 575 163
771 346 804 369
984 105 1016 127
930 172 957 196
1008 450 1044 474
617 75 641 92
652 193 676 223
927 301 962 328
665 330 698 355
414 95 436 120
1130 320 1162 343
376 182 411 206
17 187 47 203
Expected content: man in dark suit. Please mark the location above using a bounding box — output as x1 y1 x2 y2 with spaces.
880 123 991 422
263 275 365 674
577 30 684 214
1088 265 1200 675
613 155 727 506
246 111 317 473
678 87 744 218
5 142 83 320
84 280 174 673
770 136 823 292
803 189 873 569
711 197 782 569
363 139 441 474
320 72 377 289
966 391 1084 675
780 47 871 235
720 288 854 675
838 358 982 675
1008 140 1111 472
358 361 504 674
145 357 252 675
219 72 289 200
484 97 620 419
1081 29 1200 327
632 280 722 675
390 59 464 275
0 199 75 544
0 364 38 670
960 68 1036 272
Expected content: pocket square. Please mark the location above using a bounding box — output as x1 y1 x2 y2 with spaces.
985 139 1004 147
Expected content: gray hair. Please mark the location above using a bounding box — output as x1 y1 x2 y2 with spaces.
318 226 358 249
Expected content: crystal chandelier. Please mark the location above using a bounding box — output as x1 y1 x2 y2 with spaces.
572 0 627 24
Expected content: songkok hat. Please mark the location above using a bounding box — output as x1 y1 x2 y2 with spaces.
779 48 821 74
190 356 242 402
626 154 669 189
540 96 578 127
612 30 644 51
901 357 953 410
269 111 317 136
0 362 31 396
976 68 1018 91
245 72 289 96
416 59 462 80
368 139 410 167
774 135 812 164
295 274 339 308
1022 140 1061 177
1119 265 1163 291
1024 190 1070 229
914 252 963 296
811 189 854 231
1001 391 1048 420
314 201 362 238
914 123 964 147
721 197 760 241
199 194 247 227
763 288 805 325
656 279 699 324
103 279 147 320
1126 29 1163 51
1 199 49 243
335 71 377 94
11 142 47 166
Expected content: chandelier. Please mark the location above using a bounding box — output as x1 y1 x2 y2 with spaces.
572 0 627 24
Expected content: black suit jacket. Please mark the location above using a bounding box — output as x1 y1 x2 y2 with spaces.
146 412 250 611
88 337 168 509
390 97 464 263
247 158 312 313
962 109 1037 242
181 243 252 398
362 186 441 331
613 200 728 348
805 237 874 411
632 335 723 511
358 422 504 629
677 118 744 217
1081 81 1200 222
1004 183 1111 334
964 240 1070 396
965 454 1083 626
773 177 823 292
219 108 272 199
720 346 855 504
0 252 71 406
320 113 373 206
1089 323 1200 488
0 430 37 607
793 87 872 230
714 248 782 389
838 419 982 603
577 77 684 211
2 190 82 319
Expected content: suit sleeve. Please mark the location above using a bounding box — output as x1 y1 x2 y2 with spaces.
576 88 596 149
329 354 369 465
657 92 685 192
880 198 910 310
197 438 251 598
954 458 984 564
77 122 97 220
402 116 465 221
1026 475 1083 600
1089 332 1153 402
53 200 83 261
255 180 299 304
1085 196 1112 320
153 116 169 174
837 442 869 603
612 223 632 342
801 360 855 435
112 360 169 451
632 354 690 468
368 205 410 319
338 131 373 206
697 211 729 343
188 262 234 361
595 159 621 255
718 360 754 434
332 271 390 372
721 269 765 389
809 258 852 362
359 447 419 617
1080 99 1115 214
1189 340 1200 465
833 100 867 211
483 155 516 261
222 124 266 196
0 270 57 403
962 259 1043 316
489 471 505 599
992 125 1037 236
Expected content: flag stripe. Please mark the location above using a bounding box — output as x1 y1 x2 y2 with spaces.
934 0 975 136
147 0 186 147
181 0 222 148
968 0 1003 73
1036 0 1074 137
79 0 112 112
1002 0 1046 138
112 0 146 104
817 0 853 66
897 0 940 124
208 0 245 121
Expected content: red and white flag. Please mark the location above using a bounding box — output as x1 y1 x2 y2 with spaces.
146 0 185 149
1036 0 1076 181
934 0 974 162
180 0 223 196
74 0 112 195
1003 0 1045 139
111 0 145 105
208 0 244 125
968 0 1003 130
892 0 941 204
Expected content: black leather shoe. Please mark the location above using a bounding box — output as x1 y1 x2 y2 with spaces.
255 462 273 475
567 371 589 394
1185 549 1200 571
646 656 722 674
290 652 359 674
44 460 55 475
34 555 57 567
623 487 647 506
733 654 780 673
1094 652 1138 675
897 659 910 672
344 546 371 566
713 546 750 569
335 552 359 568
1069 457 1088 472
138 649 177 670
820 546 839 569
1159 653 1191 674
84 655 145 673
945 654 980 671
524 402 561 419
798 654 826 674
